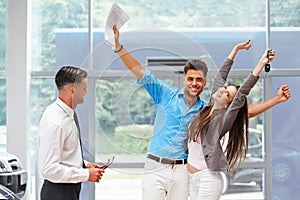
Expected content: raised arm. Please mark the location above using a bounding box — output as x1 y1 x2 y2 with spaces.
251 49 275 77
248 85 291 118
113 25 145 80
247 49 291 117
212 40 252 95
227 40 252 60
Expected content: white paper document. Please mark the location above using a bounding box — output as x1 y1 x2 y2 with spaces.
105 3 130 49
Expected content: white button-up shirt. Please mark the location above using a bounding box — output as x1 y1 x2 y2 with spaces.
38 97 89 183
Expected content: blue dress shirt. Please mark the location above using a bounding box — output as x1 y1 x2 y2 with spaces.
137 70 206 159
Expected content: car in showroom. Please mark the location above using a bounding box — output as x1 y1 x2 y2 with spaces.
0 152 27 198
220 128 263 194
0 183 21 199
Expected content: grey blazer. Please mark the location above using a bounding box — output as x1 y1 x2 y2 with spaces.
199 58 258 172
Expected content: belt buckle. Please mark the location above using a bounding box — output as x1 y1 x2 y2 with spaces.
159 157 162 163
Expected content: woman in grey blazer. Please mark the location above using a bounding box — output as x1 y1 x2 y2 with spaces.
186 41 275 200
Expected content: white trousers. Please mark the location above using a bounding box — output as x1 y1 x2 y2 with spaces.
189 169 223 200
142 158 189 200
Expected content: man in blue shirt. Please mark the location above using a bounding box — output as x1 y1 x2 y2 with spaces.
138 65 207 161
112 26 291 200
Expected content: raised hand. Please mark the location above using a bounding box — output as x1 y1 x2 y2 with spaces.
262 49 275 65
252 49 276 76
276 85 291 103
228 40 252 60
235 40 252 51
113 25 122 52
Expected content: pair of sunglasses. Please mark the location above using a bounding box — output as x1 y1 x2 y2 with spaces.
100 156 115 169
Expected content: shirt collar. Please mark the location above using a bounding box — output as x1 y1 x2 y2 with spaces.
177 88 185 97
56 97 74 119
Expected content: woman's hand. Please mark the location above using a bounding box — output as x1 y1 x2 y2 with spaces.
275 85 291 103
228 40 252 60
252 49 276 76
235 40 252 51
259 49 275 67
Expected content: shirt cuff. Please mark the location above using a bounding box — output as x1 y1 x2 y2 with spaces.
80 168 90 182
137 69 151 85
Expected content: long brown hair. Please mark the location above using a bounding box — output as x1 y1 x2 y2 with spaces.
187 85 249 172
187 102 213 142
225 97 249 171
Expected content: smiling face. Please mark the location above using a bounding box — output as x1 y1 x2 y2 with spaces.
213 85 238 108
184 69 206 98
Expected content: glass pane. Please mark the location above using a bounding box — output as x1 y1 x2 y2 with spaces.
95 78 170 157
0 78 6 152
270 0 300 27
93 0 265 28
29 78 56 198
31 1 271 199
31 0 89 71
30 78 56 127
270 29 300 69
271 76 300 200
270 0 300 69
0 0 7 72
0 0 6 150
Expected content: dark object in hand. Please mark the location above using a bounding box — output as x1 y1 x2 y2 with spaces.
265 50 272 72
265 63 271 72
100 156 115 169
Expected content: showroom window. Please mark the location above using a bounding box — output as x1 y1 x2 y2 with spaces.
0 0 7 151
23 0 300 199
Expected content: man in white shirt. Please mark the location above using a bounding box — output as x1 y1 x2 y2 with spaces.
38 66 105 200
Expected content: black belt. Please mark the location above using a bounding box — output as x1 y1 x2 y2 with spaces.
147 154 187 165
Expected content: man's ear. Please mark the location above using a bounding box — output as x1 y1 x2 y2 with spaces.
69 84 75 94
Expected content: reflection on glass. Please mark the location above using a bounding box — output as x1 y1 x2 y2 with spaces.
93 0 265 28
270 0 300 27
0 79 6 127
30 0 300 199
95 78 158 155
31 0 88 71
271 76 300 200
0 1 7 72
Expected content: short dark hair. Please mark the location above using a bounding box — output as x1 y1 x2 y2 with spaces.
184 59 208 78
55 66 87 90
